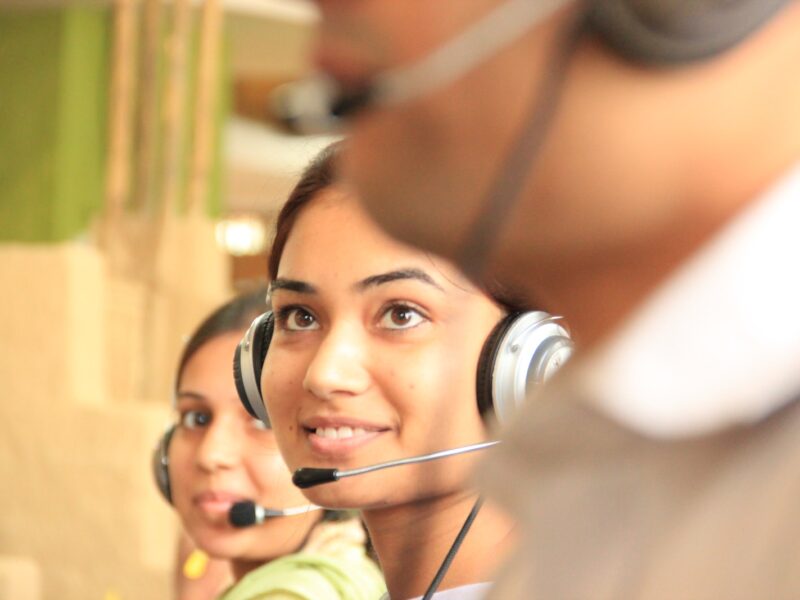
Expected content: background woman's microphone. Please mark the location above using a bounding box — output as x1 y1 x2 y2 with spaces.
228 501 322 528
292 440 499 489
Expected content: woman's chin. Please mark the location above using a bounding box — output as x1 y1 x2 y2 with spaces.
196 536 273 563
300 468 472 511
301 484 362 510
303 481 406 512
191 535 239 561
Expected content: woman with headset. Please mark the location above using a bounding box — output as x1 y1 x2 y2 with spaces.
154 288 385 599
240 143 571 600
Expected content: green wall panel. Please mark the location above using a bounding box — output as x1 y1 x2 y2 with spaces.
0 6 228 243
0 10 62 242
53 7 110 242
0 7 109 242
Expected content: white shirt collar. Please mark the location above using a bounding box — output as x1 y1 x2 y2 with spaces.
576 162 800 437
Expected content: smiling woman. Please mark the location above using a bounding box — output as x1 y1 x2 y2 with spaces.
155 288 385 600
258 143 526 600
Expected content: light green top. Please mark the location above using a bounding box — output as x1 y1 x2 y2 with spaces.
218 519 385 600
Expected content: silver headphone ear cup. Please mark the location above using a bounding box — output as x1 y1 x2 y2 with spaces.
587 0 790 65
233 312 274 426
484 311 573 426
477 313 521 421
525 332 574 391
234 343 256 419
152 425 176 504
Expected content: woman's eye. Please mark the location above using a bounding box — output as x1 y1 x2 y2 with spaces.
278 307 319 331
379 305 426 330
179 410 211 429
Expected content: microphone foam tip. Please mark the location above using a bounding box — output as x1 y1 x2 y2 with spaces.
292 468 339 489
229 501 257 528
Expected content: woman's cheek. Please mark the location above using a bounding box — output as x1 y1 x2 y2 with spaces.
251 455 296 503
264 359 293 415
168 446 196 520
264 376 302 466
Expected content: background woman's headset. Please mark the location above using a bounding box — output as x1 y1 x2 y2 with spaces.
233 310 573 429
153 424 176 503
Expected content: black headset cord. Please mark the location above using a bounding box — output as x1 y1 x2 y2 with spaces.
422 496 485 600
456 9 590 280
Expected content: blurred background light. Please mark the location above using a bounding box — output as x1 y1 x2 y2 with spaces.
215 213 268 256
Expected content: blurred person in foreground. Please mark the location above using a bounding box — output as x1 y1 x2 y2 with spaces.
288 0 800 597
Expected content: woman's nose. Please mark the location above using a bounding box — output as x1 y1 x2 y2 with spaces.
303 323 371 401
195 416 242 473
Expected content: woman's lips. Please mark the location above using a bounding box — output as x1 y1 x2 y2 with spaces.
302 417 391 458
193 491 245 515
307 428 386 456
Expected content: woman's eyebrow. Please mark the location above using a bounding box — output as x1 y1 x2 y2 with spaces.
175 390 207 403
269 278 317 294
355 268 444 292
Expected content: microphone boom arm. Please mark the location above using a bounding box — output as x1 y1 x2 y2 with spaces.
338 440 499 480
293 440 501 488
257 504 322 518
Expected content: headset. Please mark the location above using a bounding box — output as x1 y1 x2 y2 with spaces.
588 0 791 65
153 424 177 503
233 309 573 429
272 0 792 281
273 0 792 135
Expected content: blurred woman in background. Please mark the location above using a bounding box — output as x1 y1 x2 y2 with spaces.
154 288 385 599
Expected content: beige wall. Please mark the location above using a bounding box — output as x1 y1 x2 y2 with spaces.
0 237 231 600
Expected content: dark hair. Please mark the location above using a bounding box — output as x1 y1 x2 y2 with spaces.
268 142 529 312
175 286 268 390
